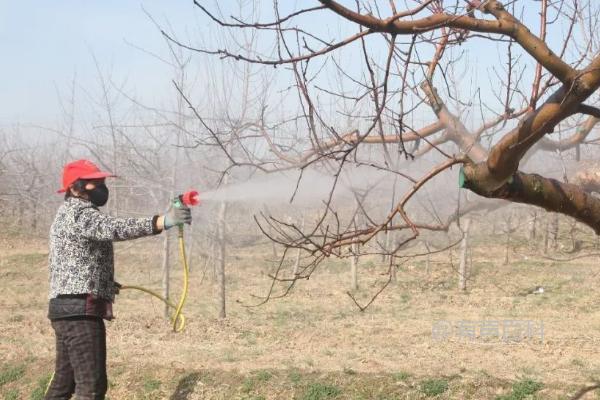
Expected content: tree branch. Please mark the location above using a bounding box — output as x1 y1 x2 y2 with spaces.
319 0 577 84
579 104 600 118
469 54 600 192
462 169 600 235
537 115 599 152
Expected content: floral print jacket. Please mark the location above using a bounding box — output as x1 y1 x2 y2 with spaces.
48 197 160 303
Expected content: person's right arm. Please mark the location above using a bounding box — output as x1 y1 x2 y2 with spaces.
74 207 160 241
73 204 192 242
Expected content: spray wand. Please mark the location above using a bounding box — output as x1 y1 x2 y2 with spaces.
121 190 200 332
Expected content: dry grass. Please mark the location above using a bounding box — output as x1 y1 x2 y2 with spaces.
1 225 600 399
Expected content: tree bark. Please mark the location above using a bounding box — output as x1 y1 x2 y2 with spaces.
420 81 488 162
463 170 600 234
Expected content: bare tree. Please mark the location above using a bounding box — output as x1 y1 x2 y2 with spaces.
156 0 600 305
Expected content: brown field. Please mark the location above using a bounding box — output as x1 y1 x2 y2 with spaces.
1 224 600 400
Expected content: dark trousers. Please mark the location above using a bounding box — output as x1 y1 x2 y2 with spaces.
44 317 107 400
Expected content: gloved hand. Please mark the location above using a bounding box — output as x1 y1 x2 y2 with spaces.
163 204 192 230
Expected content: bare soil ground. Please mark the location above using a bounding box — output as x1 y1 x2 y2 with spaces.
2 226 600 399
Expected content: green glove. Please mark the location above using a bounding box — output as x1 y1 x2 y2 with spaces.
163 205 192 230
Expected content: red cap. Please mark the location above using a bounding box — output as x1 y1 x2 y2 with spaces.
57 159 116 193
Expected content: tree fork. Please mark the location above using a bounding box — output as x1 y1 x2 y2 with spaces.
461 167 600 234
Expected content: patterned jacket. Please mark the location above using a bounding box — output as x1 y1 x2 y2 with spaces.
48 197 160 303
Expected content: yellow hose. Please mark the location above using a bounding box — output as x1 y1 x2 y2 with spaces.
121 225 189 332
44 371 55 396
172 225 189 332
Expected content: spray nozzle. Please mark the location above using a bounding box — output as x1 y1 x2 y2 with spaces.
173 190 200 208
182 190 200 206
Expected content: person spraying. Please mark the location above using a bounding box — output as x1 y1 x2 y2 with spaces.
44 159 191 400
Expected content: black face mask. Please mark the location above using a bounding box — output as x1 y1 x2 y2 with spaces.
86 183 109 207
